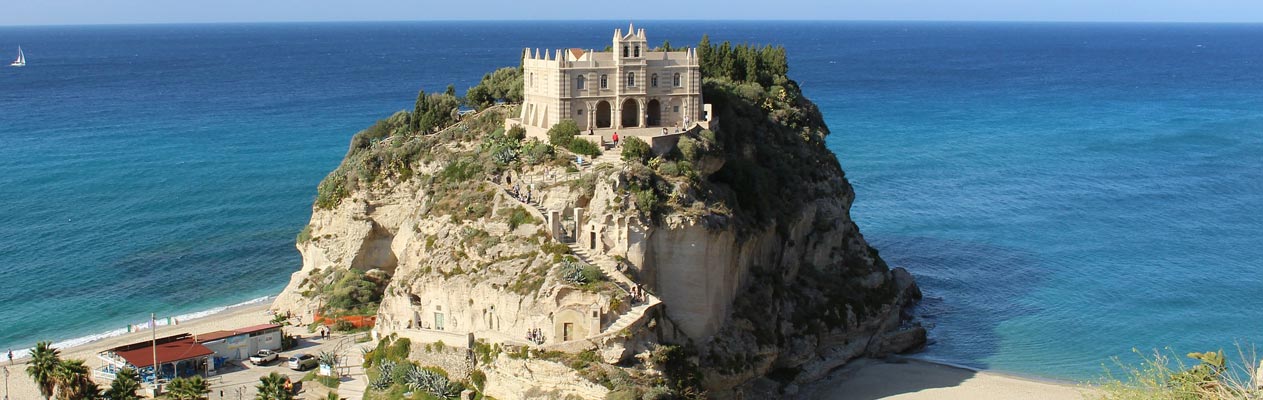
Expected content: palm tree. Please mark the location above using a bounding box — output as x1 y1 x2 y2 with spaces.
25 341 60 399
254 372 294 400
103 367 142 400
165 375 210 400
53 359 97 400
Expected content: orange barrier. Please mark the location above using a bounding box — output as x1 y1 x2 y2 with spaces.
313 314 376 329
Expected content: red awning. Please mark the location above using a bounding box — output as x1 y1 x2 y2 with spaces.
113 337 214 368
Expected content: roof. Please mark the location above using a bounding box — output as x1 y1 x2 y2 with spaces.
569 48 585 59
234 324 281 335
113 336 214 368
193 330 237 343
194 324 281 343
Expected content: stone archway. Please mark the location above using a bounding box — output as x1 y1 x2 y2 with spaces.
647 99 661 127
621 98 639 128
595 101 612 128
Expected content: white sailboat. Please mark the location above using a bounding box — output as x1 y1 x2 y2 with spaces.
11 46 25 67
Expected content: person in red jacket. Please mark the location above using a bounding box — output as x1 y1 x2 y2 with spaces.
612 132 619 147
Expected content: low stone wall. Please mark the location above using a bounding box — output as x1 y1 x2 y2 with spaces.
409 345 474 382
394 328 475 349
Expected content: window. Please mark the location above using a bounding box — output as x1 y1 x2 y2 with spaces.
529 73 534 88
673 106 680 113
600 74 608 89
577 109 583 115
434 312 445 330
627 72 635 87
673 73 681 87
576 75 585 90
623 46 629 57
651 73 658 87
634 45 640 57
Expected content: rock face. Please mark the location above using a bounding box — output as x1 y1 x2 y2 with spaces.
274 71 925 398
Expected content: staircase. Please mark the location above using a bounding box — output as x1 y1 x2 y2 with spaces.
497 180 662 337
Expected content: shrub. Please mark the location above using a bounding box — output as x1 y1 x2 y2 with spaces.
507 124 526 141
503 206 537 230
621 136 651 163
296 224 313 244
521 139 554 165
567 138 603 157
548 119 580 147
322 269 383 315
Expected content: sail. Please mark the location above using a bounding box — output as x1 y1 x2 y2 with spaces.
11 46 23 66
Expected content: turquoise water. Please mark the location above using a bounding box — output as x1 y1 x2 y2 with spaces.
1 21 1261 381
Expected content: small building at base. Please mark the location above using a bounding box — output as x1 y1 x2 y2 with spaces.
195 323 283 363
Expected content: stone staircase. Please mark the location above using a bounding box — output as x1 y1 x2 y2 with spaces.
500 181 662 337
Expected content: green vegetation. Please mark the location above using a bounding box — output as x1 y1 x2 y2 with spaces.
620 136 651 163
26 341 59 399
321 269 386 317
1095 348 1263 400
165 376 210 400
296 224 312 245
547 119 602 157
104 367 142 400
465 67 524 110
256 372 296 400
500 206 538 230
305 370 342 389
363 336 472 400
411 89 461 134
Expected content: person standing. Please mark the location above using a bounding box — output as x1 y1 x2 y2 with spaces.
612 132 619 147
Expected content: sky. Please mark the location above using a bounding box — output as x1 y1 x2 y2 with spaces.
2 0 1262 26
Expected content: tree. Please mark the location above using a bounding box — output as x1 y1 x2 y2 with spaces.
26 341 60 400
660 40 673 52
547 119 580 147
103 367 142 400
165 376 210 400
621 137 652 164
411 89 427 133
54 359 98 400
254 372 294 400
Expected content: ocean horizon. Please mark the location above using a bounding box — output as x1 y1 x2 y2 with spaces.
2 20 1261 381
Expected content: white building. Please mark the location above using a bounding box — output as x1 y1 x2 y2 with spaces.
513 24 705 133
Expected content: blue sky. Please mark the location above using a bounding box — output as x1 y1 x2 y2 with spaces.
3 0 1261 25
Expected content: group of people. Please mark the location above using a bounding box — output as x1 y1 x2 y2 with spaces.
629 285 648 304
509 183 533 204
525 328 546 345
316 325 331 339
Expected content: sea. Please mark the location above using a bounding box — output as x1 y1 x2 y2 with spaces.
1 21 1261 381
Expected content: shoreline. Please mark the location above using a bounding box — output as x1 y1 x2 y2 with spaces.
804 356 1096 399
4 295 275 362
4 299 278 400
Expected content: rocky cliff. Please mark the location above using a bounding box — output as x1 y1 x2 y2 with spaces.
273 60 924 399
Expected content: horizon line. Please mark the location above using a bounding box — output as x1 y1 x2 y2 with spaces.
4 18 1263 28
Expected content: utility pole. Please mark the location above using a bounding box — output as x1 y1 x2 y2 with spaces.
151 313 158 388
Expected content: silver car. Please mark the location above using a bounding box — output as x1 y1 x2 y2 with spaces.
287 353 317 371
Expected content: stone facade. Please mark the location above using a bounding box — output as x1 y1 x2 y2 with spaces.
517 24 703 132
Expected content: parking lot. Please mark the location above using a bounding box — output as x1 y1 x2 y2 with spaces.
203 328 368 400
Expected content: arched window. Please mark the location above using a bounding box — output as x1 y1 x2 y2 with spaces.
634 45 640 57
623 46 629 57
600 74 608 89
672 73 681 87
576 75 586 90
651 73 658 87
627 72 635 87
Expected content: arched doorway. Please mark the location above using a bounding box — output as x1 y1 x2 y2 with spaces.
595 101 611 128
621 99 639 128
647 99 661 126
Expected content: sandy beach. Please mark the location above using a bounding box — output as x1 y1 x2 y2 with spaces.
804 357 1096 400
2 302 275 400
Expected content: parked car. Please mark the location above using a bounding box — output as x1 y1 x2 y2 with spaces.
288 353 317 371
249 349 278 365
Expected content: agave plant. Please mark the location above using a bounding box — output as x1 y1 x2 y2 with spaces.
403 367 460 399
561 260 587 284
369 360 396 390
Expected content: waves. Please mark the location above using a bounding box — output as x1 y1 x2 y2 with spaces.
7 292 270 358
